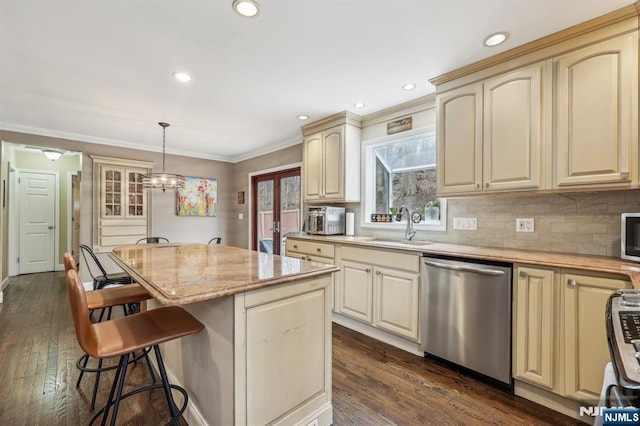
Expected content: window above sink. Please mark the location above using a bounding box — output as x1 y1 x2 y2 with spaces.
361 127 446 232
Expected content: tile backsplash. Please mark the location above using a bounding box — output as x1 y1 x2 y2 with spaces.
353 190 640 257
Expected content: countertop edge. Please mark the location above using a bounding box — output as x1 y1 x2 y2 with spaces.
110 250 338 305
286 234 640 289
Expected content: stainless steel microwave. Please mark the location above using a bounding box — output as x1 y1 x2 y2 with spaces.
305 206 345 235
621 213 640 262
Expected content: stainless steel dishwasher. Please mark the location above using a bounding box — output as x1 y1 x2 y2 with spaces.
421 256 512 384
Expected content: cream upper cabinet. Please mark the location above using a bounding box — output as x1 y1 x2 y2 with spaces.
302 112 361 203
555 33 638 189
437 83 483 195
437 62 548 195
483 62 547 192
514 266 557 390
562 273 630 400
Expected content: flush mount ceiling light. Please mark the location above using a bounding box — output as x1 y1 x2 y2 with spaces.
142 122 186 192
297 115 309 120
402 83 416 91
42 149 63 161
232 0 260 17
483 31 510 47
172 72 191 82
353 102 365 109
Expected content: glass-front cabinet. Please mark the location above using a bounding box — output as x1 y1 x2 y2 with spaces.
101 167 146 218
91 156 154 252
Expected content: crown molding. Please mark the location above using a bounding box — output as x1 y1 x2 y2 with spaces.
229 136 303 163
430 3 640 86
361 94 436 127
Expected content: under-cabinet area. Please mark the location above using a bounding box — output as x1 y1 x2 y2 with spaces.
285 234 640 421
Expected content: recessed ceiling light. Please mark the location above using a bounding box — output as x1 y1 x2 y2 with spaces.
233 0 260 17
402 83 416 91
353 102 365 109
297 115 309 120
172 72 191 82
483 32 510 47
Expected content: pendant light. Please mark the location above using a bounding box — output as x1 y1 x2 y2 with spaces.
142 122 186 192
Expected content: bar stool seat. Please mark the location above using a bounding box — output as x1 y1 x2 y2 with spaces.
85 284 151 310
66 269 204 425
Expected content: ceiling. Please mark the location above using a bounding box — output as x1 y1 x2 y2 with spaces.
0 0 634 163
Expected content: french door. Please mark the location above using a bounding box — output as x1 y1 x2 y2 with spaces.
252 168 301 255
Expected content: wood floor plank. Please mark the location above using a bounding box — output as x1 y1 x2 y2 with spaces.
0 272 581 425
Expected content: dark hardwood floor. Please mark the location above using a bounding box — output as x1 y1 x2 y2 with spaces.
0 272 579 425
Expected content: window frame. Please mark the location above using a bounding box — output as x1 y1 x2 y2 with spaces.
361 127 446 232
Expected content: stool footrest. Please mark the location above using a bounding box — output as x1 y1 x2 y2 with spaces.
88 383 188 425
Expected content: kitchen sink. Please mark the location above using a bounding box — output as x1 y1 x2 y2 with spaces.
368 238 434 248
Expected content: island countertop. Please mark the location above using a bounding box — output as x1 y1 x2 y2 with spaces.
110 243 339 305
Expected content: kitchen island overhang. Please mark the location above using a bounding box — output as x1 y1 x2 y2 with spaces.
111 243 338 426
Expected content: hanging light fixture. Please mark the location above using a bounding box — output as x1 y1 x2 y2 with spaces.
142 122 186 192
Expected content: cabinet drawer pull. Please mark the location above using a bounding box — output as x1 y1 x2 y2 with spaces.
567 279 576 287
519 271 527 278
365 268 371 273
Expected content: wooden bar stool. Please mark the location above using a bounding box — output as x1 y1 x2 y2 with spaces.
64 253 154 409
66 269 204 425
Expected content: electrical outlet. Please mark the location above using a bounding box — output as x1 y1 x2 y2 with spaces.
516 218 534 233
453 217 477 230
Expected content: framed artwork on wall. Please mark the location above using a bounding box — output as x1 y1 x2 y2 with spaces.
176 176 218 217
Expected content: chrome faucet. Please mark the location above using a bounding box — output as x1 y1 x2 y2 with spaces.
396 205 417 241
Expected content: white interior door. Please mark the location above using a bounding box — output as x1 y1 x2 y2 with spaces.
19 171 56 274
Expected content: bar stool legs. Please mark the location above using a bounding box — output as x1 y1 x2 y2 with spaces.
88 345 189 426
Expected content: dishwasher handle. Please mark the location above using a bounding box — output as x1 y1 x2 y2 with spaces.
423 259 506 276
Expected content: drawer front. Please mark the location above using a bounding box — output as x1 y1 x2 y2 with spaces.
286 239 335 258
340 246 419 272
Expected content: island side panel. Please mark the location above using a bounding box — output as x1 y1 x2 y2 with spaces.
235 274 334 426
150 296 235 425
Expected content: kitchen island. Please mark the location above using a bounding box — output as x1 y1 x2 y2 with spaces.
110 243 338 426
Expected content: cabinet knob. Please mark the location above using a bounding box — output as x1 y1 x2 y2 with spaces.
484 182 489 189
567 279 576 287
317 248 321 253
365 268 371 273
621 171 630 179
376 271 381 276
519 271 527 278
475 183 480 189
293 245 298 250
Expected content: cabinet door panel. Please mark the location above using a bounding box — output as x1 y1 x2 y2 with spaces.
322 126 344 200
555 33 637 187
563 273 630 400
303 133 323 200
437 84 483 194
514 267 555 389
484 63 543 191
337 260 373 323
374 267 420 341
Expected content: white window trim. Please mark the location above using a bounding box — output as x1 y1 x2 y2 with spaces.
360 127 446 232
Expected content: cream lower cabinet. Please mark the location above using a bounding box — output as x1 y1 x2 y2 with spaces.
562 273 630 400
336 245 420 342
285 238 335 310
514 266 557 390
513 265 630 403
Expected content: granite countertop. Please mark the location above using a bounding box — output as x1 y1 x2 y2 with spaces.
110 243 339 305
285 233 640 288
